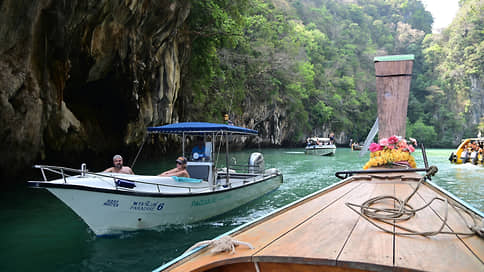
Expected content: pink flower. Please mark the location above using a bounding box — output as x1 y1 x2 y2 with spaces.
379 138 389 147
388 136 399 145
369 143 383 152
397 140 408 150
408 145 415 152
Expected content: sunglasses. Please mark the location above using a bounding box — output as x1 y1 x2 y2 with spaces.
176 161 182 165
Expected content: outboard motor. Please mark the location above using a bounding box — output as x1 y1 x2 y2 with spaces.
448 152 456 163
248 152 265 173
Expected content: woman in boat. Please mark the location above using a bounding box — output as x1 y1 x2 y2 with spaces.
158 156 190 177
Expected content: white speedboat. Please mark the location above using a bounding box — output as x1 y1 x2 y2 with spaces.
304 137 336 156
28 122 283 236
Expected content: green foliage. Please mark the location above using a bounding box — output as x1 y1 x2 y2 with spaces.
407 119 437 146
419 0 484 141
179 0 481 146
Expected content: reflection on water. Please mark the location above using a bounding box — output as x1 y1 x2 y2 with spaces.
0 148 482 272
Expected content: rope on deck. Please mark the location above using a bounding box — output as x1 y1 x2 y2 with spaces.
184 236 254 255
346 166 484 238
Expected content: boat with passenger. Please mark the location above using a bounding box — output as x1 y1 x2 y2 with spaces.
349 139 363 151
28 122 283 236
305 137 336 156
350 141 362 150
448 137 484 166
153 55 484 272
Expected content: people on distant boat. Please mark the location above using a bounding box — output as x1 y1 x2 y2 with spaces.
104 154 134 174
158 156 190 178
479 146 484 163
191 139 206 160
469 141 479 164
224 114 234 125
306 137 317 146
329 132 335 144
351 142 360 150
460 144 470 162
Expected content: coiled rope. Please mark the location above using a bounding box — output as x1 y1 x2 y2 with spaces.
346 166 484 238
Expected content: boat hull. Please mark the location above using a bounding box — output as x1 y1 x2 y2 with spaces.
44 174 282 235
155 169 484 272
304 146 336 156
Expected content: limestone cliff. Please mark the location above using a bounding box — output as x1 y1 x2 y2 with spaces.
0 0 191 179
469 75 484 129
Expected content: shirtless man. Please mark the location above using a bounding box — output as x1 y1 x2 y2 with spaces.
104 155 134 174
158 156 190 177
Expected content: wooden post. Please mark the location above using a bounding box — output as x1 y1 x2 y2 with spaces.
374 55 414 140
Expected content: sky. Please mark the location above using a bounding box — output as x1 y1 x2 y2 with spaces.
421 0 459 32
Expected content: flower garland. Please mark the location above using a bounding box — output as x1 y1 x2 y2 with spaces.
363 135 417 169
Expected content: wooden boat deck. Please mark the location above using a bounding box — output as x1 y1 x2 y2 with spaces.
158 171 484 272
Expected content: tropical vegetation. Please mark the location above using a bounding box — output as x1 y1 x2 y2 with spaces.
181 0 483 147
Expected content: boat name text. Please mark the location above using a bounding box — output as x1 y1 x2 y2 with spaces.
191 194 231 207
103 199 119 207
130 201 165 211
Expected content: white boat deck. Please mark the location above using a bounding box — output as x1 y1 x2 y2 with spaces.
39 172 270 195
44 173 214 194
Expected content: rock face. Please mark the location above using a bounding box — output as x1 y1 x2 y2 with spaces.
0 0 191 179
469 75 484 128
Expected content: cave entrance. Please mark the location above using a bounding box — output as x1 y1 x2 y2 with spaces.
63 71 135 153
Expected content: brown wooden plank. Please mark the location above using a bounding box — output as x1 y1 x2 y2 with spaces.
411 182 484 263
208 262 255 272
375 59 413 139
234 181 362 246
394 182 484 272
337 182 395 270
254 181 378 265
257 262 372 272
164 180 362 271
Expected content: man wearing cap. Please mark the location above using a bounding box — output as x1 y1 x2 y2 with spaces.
104 155 135 174
158 156 190 177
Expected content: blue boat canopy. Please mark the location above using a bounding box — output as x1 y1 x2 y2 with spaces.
147 122 258 135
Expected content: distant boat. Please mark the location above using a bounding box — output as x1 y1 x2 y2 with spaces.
154 55 484 272
305 137 336 156
28 122 282 236
448 137 484 166
350 142 362 150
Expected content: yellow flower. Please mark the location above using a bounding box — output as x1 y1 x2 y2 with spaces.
363 149 416 169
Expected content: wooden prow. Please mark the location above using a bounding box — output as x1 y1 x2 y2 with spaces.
374 55 414 140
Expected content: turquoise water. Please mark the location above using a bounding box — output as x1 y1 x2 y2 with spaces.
0 148 482 271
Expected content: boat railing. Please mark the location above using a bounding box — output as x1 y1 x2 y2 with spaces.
217 166 280 185
227 164 264 174
33 165 218 194
335 167 431 180
336 143 433 180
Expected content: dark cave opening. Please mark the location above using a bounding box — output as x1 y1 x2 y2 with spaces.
60 70 137 164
